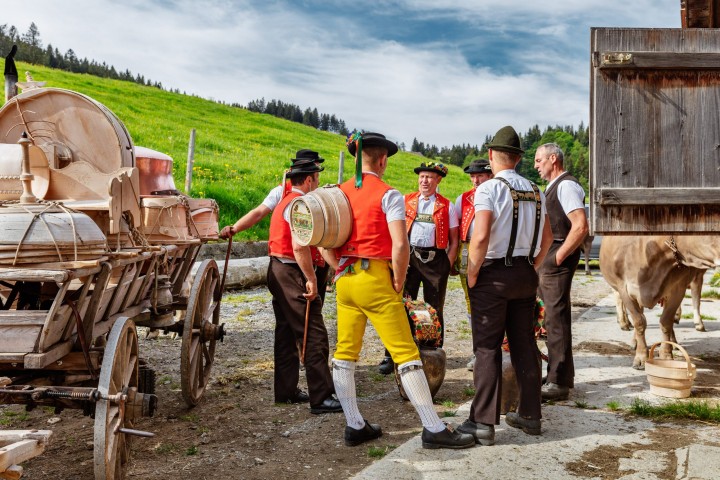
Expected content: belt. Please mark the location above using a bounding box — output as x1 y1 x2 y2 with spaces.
411 246 443 264
484 256 530 266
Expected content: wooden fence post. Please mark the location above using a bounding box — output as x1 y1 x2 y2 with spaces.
337 151 345 184
185 128 196 194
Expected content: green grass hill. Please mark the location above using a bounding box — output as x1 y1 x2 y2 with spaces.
1 60 473 241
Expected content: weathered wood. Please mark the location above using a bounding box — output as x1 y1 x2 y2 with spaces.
681 0 720 28
0 464 23 480
24 339 73 369
0 354 26 363
0 269 68 283
0 312 46 353
596 51 720 69
590 28 720 234
0 430 52 472
40 351 100 371
599 188 720 205
37 282 71 352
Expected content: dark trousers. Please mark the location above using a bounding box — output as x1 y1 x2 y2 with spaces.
267 258 334 406
316 263 330 304
468 258 541 424
538 243 580 388
405 247 451 347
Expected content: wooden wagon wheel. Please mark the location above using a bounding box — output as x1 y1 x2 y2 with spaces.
181 259 223 407
94 317 139 480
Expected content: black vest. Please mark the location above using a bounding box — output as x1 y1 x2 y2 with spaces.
544 172 584 241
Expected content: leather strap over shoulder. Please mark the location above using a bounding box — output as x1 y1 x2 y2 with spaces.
494 177 542 266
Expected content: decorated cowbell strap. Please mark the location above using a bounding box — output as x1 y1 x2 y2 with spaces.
494 177 542 266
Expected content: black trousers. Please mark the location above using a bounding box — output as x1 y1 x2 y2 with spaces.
468 258 541 424
538 243 581 388
266 258 334 406
404 247 451 347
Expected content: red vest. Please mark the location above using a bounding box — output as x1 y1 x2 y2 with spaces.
268 191 325 266
405 191 450 249
338 174 394 260
459 189 475 242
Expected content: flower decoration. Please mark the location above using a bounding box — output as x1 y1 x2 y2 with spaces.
404 296 442 348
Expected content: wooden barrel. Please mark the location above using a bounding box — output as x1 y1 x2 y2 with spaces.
0 87 134 173
289 185 352 248
646 341 697 398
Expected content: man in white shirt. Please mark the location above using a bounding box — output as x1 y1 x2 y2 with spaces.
459 125 553 445
534 143 589 401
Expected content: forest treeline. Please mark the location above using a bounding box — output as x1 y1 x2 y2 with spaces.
2 22 589 189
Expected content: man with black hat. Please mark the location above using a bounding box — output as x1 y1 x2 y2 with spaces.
534 142 588 402
324 132 474 449
458 126 553 445
220 149 331 303
266 157 341 414
455 159 494 371
375 161 458 374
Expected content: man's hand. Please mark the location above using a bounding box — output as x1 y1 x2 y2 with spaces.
304 280 318 301
219 225 235 239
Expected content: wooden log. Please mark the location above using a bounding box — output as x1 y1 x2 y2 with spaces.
0 430 52 473
0 270 68 283
1 464 23 480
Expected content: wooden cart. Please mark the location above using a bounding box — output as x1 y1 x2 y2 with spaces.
0 86 224 479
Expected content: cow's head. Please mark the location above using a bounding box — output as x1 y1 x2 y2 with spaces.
676 236 720 269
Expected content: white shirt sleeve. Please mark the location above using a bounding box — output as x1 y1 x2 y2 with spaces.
448 202 459 229
557 181 585 215
262 185 283 211
455 194 464 224
382 189 406 222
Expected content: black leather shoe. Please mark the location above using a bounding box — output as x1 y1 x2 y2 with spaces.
541 382 570 401
505 412 541 436
310 396 343 414
378 356 394 375
277 389 310 404
344 420 382 446
456 419 495 446
421 425 475 449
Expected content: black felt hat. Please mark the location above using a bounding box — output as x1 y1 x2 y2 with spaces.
292 149 325 164
413 161 448 178
286 158 324 178
347 132 398 157
485 126 524 155
463 159 492 174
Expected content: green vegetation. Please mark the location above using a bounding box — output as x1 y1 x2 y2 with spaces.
710 271 720 288
573 400 596 410
154 443 179 455
0 59 472 240
180 413 199 422
680 313 716 321
370 373 386 382
462 386 475 397
701 289 720 300
367 445 395 459
185 446 198 456
606 401 622 411
441 410 457 418
438 399 456 408
629 399 720 423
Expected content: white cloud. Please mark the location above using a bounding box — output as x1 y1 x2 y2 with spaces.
2 0 680 146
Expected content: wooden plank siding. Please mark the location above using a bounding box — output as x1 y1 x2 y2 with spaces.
590 28 720 234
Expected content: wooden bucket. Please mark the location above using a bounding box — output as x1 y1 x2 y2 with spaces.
0 87 134 173
188 198 219 240
140 196 192 242
394 347 446 401
646 341 697 398
289 185 352 248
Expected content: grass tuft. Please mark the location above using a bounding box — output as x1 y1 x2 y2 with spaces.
367 445 395 459
629 399 720 422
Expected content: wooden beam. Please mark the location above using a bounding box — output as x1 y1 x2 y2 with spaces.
23 340 73 369
598 188 720 205
595 51 720 70
0 270 68 283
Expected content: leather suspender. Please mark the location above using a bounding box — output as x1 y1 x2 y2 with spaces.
494 177 542 266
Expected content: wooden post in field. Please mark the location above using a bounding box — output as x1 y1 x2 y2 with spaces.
185 128 196 194
337 151 344 184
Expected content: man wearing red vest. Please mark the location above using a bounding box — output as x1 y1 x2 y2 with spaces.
220 150 331 304
455 159 494 371
267 157 341 414
375 162 459 373
324 132 473 449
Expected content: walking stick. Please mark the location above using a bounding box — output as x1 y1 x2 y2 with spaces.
301 297 310 364
219 236 232 297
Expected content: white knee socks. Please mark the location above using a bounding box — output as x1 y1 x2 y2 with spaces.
398 360 446 433
332 359 365 430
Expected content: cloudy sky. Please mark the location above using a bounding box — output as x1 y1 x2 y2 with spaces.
3 0 679 147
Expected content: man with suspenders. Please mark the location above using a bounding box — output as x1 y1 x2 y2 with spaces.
459 126 553 445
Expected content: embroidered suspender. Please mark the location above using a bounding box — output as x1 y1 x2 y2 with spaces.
494 177 542 266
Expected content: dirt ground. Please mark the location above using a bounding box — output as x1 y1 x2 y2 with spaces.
2 265 714 479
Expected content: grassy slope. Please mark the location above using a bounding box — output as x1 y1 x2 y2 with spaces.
1 60 471 240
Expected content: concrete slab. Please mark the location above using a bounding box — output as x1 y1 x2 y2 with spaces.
353 287 720 480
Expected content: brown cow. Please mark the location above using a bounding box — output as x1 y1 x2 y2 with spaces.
600 236 719 369
615 268 707 332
